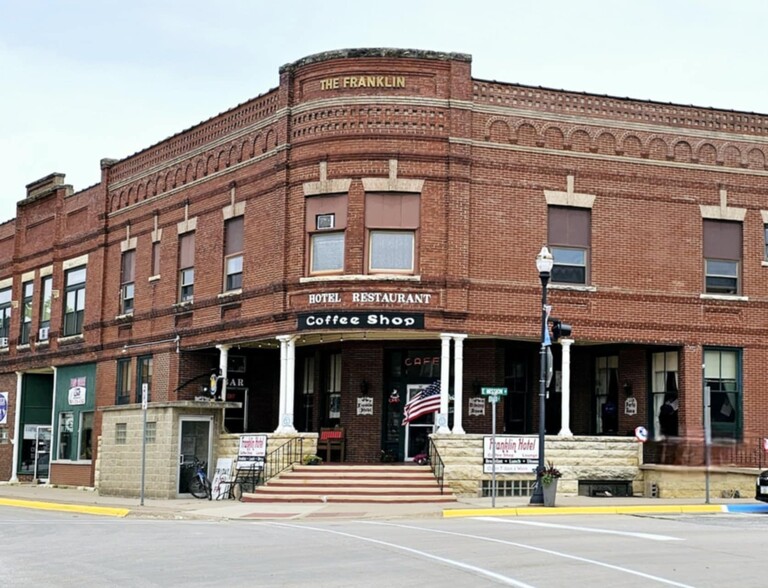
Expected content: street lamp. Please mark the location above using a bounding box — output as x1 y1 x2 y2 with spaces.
530 245 554 505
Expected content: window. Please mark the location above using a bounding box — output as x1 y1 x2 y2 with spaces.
39 275 52 339
651 351 678 439
178 233 195 302
311 232 345 273
224 217 243 291
298 355 315 432
764 225 768 260
57 411 74 459
365 192 419 274
548 206 590 284
20 281 33 345
145 421 156 444
306 194 347 275
121 250 135 314
326 352 341 423
704 348 741 439
594 355 618 434
704 220 742 294
0 287 11 346
137 356 153 404
116 358 132 405
78 412 93 460
151 241 161 277
116 422 127 445
63 266 86 336
369 231 414 272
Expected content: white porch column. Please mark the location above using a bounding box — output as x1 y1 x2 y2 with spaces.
451 334 467 434
275 335 296 433
10 372 22 482
216 344 231 401
558 338 574 437
437 334 452 433
285 336 297 429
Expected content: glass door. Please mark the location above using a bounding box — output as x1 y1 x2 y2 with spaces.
403 384 435 461
178 417 212 496
34 426 52 482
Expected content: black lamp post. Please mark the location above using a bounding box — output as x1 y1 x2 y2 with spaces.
530 245 554 505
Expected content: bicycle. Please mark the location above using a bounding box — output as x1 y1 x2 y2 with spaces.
187 457 212 500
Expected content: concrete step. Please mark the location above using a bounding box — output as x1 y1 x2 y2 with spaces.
242 492 457 503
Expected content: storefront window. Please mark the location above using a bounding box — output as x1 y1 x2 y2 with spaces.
57 412 74 460
78 412 93 460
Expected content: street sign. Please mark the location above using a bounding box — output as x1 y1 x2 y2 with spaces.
481 387 508 397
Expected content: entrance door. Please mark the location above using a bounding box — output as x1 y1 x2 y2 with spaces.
403 384 436 461
178 417 212 496
33 426 52 482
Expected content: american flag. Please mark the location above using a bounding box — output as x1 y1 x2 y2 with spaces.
403 381 441 424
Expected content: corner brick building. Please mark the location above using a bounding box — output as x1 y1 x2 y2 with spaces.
1 48 766 496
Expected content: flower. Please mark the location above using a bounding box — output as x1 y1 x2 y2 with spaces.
541 460 562 486
303 454 323 465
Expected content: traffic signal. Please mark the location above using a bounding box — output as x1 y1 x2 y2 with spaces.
551 319 572 341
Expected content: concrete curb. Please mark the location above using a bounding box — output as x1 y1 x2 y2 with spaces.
443 503 768 518
0 497 130 518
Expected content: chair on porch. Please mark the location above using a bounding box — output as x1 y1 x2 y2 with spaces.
317 427 345 462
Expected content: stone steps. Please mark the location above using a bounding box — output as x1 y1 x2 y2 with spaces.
242 464 456 504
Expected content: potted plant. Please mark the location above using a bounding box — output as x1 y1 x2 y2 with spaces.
541 460 562 507
303 454 323 466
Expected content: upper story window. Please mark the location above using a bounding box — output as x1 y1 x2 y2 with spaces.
39 275 52 341
63 266 86 336
0 287 11 346
178 232 195 302
307 194 347 275
365 192 419 274
548 206 590 285
704 347 741 440
703 220 741 295
764 224 768 260
120 250 135 315
224 217 243 291
151 241 161 277
20 280 33 345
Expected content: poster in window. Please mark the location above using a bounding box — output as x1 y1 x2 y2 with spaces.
68 376 86 405
0 391 7 425
329 394 341 419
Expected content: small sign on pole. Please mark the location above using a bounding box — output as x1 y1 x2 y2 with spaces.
141 383 149 410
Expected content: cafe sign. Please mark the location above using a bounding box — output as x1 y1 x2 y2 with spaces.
298 311 424 330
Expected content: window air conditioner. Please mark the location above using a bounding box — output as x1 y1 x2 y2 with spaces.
0 337 8 348
38 327 50 341
316 214 335 230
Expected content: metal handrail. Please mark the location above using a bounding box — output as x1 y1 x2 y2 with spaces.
262 437 305 484
427 436 446 494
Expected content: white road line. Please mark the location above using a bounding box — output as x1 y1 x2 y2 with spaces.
265 522 537 588
477 516 684 541
362 522 697 588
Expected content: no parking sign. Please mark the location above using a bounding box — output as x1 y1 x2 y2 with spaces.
634 426 648 443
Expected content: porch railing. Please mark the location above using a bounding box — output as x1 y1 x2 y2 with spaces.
643 436 766 469
262 437 305 485
427 437 446 494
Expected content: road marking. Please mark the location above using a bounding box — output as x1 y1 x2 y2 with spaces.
478 516 683 541
363 522 697 588
265 522 537 588
0 498 129 518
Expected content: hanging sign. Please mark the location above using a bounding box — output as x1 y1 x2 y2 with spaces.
624 397 637 416
357 396 374 416
468 397 486 416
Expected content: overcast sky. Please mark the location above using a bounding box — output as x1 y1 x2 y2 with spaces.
2 0 767 224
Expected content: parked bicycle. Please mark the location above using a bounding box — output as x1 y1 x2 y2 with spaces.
187 457 212 500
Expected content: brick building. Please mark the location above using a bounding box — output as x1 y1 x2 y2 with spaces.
1 48 767 495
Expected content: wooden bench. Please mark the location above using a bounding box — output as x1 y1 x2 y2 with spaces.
317 428 345 462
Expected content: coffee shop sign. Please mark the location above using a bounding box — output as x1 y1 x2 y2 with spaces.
308 292 433 305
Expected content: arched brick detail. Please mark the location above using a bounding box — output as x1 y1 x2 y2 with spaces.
127 187 135 205
747 147 766 170
486 117 511 143
174 167 184 188
146 178 155 198
673 140 693 163
194 158 205 180
251 134 262 156
647 136 670 160
217 150 228 169
568 128 592 152
722 144 742 167
264 129 277 152
206 154 216 175
137 183 146 202
157 173 166 194
109 193 119 212
696 142 718 165
621 134 643 158
241 139 253 161
184 163 194 183
594 131 617 155
542 124 565 150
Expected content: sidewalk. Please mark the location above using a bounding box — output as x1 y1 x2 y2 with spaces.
2 482 767 520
